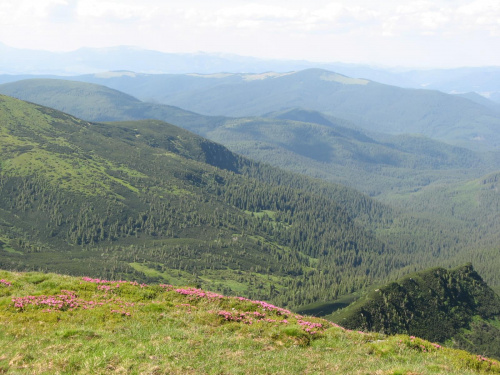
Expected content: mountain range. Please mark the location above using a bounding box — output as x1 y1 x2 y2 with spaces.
1 43 500 104
1 77 499 201
76 68 500 151
3 68 499 151
1 53 500 368
2 40 500 374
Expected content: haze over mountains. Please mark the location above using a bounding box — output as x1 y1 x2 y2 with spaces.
1 43 500 104
3 68 500 151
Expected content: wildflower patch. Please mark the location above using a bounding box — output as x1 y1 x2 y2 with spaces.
12 290 105 312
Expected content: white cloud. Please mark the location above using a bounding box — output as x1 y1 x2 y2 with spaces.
214 3 298 20
76 0 147 20
1 0 499 67
456 0 500 35
0 0 66 24
457 0 500 15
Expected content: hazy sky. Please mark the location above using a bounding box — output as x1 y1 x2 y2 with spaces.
1 0 500 68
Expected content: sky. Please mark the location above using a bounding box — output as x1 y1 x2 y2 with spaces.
1 0 500 68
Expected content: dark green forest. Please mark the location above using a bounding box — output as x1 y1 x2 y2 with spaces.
330 264 500 360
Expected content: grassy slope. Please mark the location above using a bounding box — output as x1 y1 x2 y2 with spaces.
1 270 499 375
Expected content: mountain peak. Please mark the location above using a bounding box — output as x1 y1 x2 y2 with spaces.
290 68 370 84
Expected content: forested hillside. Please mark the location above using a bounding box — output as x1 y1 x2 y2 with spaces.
1 94 499 309
330 264 500 360
0 94 395 308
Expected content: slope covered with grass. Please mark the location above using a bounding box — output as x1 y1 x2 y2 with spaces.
1 270 500 374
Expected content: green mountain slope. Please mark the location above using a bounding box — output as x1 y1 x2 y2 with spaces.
2 79 499 198
0 78 218 126
389 170 500 223
384 170 500 292
0 94 406 308
330 264 500 360
162 69 500 151
2 270 499 374
373 168 500 296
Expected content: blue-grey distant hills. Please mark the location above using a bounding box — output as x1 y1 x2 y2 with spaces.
52 69 500 151
1 78 499 199
0 42 351 76
1 43 499 103
395 67 500 103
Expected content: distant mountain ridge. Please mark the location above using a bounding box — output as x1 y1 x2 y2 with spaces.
1 43 499 103
0 43 342 75
7 68 495 151
100 68 499 151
